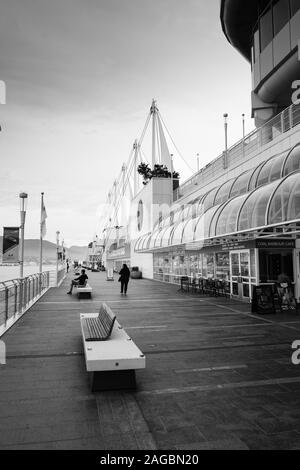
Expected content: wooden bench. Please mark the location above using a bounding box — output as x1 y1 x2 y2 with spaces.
75 281 92 299
80 303 146 391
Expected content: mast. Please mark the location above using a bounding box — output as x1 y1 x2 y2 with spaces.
151 99 157 167
133 139 139 197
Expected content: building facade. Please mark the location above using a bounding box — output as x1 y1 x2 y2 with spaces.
103 2 300 305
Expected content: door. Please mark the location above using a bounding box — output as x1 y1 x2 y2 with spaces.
230 250 251 300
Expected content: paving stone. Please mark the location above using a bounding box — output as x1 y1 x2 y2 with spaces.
1 272 300 449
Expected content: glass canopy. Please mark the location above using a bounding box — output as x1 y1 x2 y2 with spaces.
282 143 300 176
170 220 188 246
268 171 300 224
200 187 219 213
238 181 278 232
256 152 287 187
194 205 221 241
214 178 236 206
230 170 252 198
215 194 248 236
248 161 265 191
161 225 176 247
134 148 300 252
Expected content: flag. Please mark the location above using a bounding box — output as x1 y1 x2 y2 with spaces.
41 199 47 239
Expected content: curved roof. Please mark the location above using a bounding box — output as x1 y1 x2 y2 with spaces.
135 171 300 252
220 0 269 61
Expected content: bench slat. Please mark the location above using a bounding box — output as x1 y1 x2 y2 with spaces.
82 303 116 341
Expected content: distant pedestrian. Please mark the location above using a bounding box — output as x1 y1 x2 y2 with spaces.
67 269 88 294
119 264 130 295
66 260 69 273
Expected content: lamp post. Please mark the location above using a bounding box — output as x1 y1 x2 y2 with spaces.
19 192 28 278
223 113 228 169
197 153 200 173
56 231 60 286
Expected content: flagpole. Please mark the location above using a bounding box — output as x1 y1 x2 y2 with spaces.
39 192 44 274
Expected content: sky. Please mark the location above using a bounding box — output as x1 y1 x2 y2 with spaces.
0 0 253 247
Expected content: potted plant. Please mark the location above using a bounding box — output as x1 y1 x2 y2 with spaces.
137 163 180 188
131 266 142 279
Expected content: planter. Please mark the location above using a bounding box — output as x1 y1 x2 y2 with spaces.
131 267 142 279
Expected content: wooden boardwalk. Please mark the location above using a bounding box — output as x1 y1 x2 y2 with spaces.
1 271 300 450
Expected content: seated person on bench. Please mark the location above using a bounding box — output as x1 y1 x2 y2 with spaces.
67 269 88 294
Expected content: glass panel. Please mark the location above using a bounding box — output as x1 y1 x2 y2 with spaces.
260 7 273 51
256 153 286 187
248 161 265 191
231 253 240 276
182 218 198 243
273 0 290 35
148 229 161 249
240 252 250 277
170 221 186 245
161 226 176 247
214 179 235 206
238 181 278 231
209 204 225 238
230 170 252 198
181 205 192 222
173 208 184 224
189 254 199 278
203 254 215 278
154 229 166 248
141 233 152 250
216 194 248 236
194 205 221 241
216 252 230 281
250 249 257 279
243 284 250 298
290 0 300 16
268 172 300 224
232 282 239 296
283 144 300 176
201 187 219 212
134 238 142 251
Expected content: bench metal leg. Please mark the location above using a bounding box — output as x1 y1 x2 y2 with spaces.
78 292 92 299
90 370 136 392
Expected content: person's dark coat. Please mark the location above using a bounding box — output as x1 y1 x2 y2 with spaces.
119 266 130 281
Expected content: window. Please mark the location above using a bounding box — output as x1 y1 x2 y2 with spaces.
260 7 273 51
290 0 300 16
273 0 290 35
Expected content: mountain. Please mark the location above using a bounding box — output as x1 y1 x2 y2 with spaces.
68 245 88 261
0 237 87 263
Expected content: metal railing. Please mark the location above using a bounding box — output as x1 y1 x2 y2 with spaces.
176 103 300 200
57 267 66 286
0 271 50 333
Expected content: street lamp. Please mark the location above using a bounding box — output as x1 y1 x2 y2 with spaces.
56 231 60 285
223 113 228 169
19 192 28 278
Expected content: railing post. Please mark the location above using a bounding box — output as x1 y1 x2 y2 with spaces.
14 281 18 317
19 279 22 313
281 111 285 134
4 287 9 326
23 278 27 310
290 105 294 130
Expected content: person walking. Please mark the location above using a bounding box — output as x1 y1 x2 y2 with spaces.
119 264 130 295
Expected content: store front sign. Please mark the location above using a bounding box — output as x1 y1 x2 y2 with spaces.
256 239 295 249
107 245 130 260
